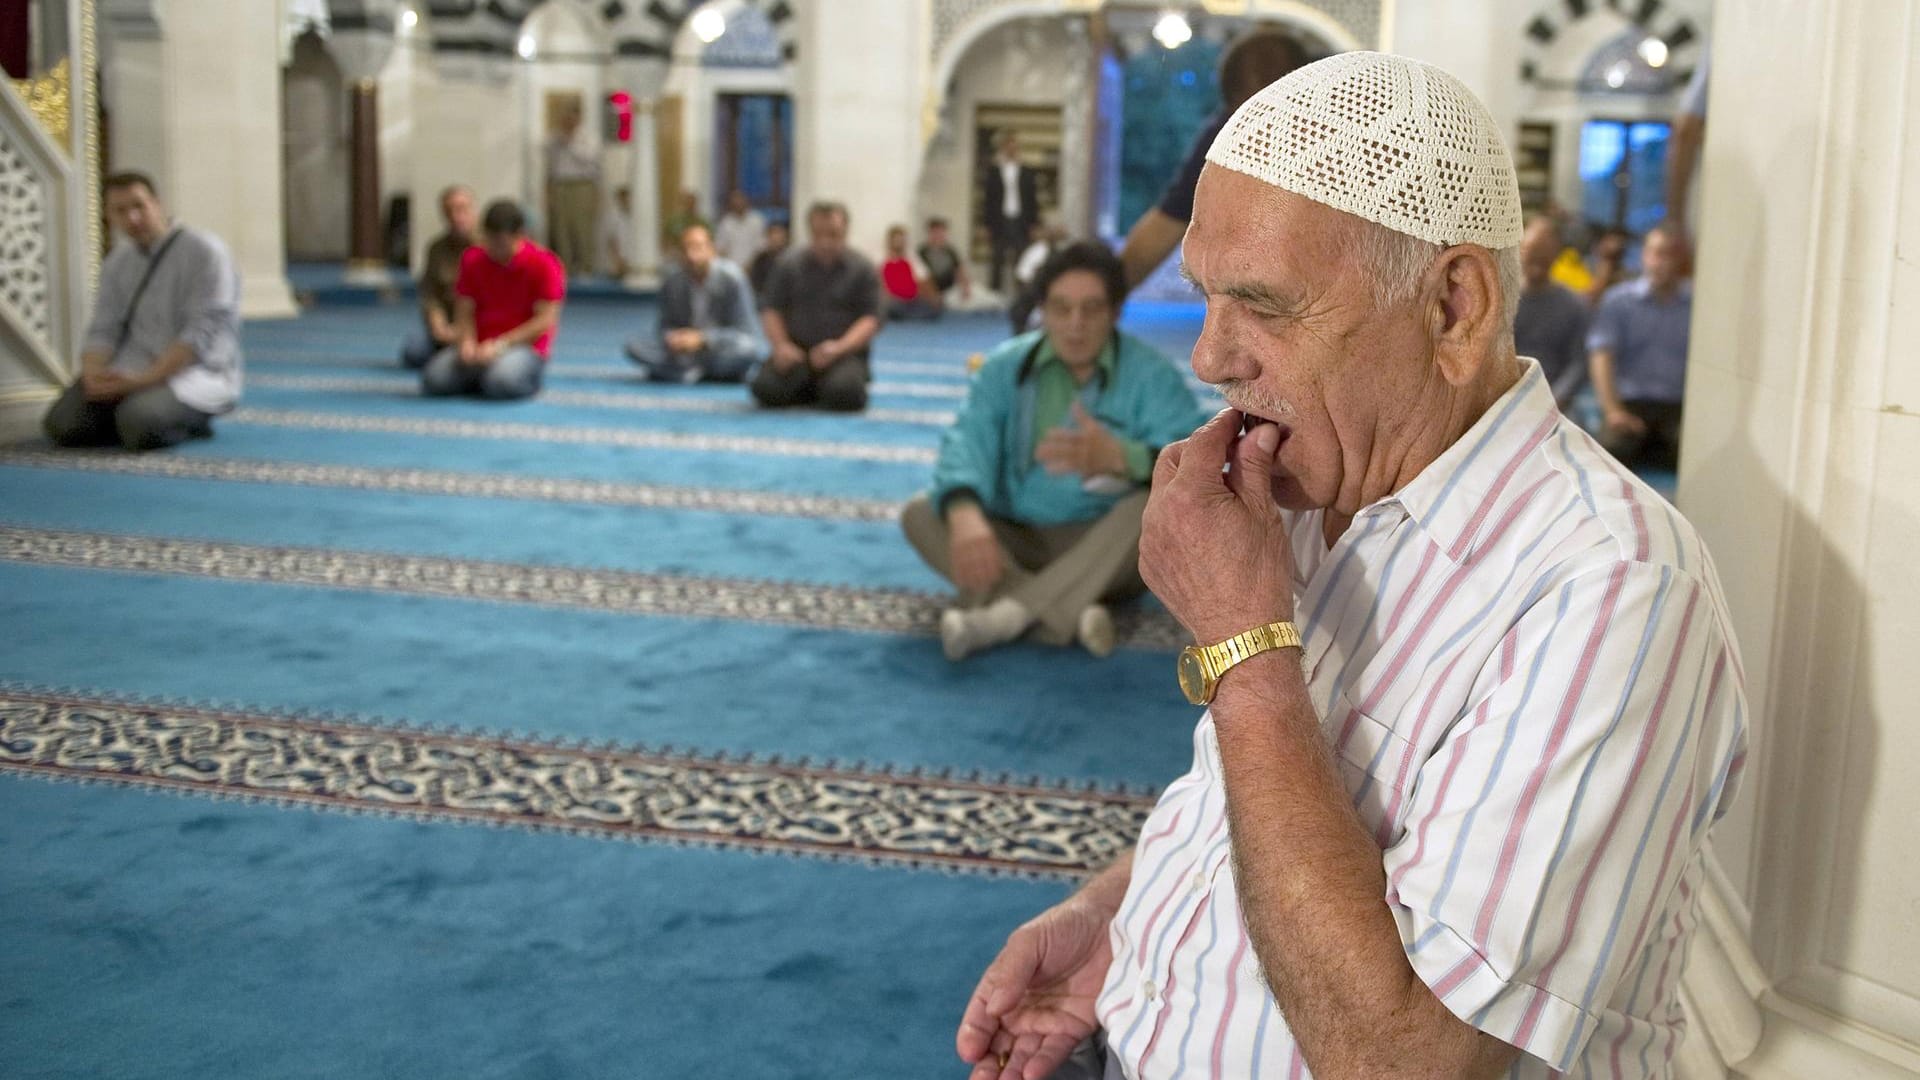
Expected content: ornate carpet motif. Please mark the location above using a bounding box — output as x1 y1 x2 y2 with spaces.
229 408 940 464
0 449 903 521
246 374 958 427
0 525 1190 650
0 688 1156 879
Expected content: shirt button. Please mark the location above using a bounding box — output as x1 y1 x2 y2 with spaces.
1142 978 1157 1001
1189 873 1206 894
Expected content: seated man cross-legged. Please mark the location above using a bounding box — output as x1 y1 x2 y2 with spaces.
44 172 243 452
401 184 477 370
625 223 766 383
421 200 566 401
903 242 1209 661
751 201 883 412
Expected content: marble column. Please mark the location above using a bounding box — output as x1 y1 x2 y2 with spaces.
625 96 663 289
346 77 389 285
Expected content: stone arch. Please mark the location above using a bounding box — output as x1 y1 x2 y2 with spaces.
1515 0 1706 87
607 0 799 66
926 0 1365 137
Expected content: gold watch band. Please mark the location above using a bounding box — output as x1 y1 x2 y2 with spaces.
1200 621 1303 680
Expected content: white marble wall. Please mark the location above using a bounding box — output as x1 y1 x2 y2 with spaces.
1676 0 1920 1074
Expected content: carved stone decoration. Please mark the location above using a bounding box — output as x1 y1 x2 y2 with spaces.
8 59 71 151
0 129 54 354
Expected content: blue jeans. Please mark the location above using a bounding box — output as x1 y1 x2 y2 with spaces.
399 326 441 370
419 346 544 400
624 330 763 384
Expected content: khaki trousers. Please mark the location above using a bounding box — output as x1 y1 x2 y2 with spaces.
547 178 598 275
900 490 1149 645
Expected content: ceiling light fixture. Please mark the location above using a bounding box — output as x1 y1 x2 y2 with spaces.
1636 36 1669 68
691 5 727 44
1152 12 1192 50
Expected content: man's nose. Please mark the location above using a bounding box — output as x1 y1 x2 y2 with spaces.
1189 317 1241 384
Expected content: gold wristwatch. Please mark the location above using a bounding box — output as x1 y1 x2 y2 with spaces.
1177 621 1303 705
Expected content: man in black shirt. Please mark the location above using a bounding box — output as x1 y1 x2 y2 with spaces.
1116 29 1309 287
918 216 971 300
752 202 882 412
403 185 478 368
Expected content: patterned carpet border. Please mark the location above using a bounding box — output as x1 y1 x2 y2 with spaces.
229 408 939 464
246 354 974 398
246 374 957 427
0 687 1155 880
0 525 1191 650
0 449 902 522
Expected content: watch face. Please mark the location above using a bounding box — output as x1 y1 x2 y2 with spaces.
1177 648 1209 705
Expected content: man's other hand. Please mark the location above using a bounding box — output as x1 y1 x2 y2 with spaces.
1036 402 1126 479
771 340 806 373
948 503 1006 596
82 371 136 403
808 339 845 371
956 897 1113 1080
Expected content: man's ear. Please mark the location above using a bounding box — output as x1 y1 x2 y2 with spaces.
1426 245 1504 387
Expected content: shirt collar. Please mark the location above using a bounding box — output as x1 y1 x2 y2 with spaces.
1381 359 1561 566
1630 276 1692 302
1031 335 1117 384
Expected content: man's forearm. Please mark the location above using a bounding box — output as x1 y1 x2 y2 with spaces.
761 310 795 350
79 349 112 376
1070 851 1134 918
494 311 557 349
1589 350 1623 415
129 341 196 390
1667 115 1704 227
1210 651 1511 1078
836 314 881 352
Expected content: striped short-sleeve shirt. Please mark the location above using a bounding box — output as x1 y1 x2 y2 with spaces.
1096 360 1749 1078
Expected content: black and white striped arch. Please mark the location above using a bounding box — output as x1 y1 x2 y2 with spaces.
1516 0 1703 87
422 0 799 63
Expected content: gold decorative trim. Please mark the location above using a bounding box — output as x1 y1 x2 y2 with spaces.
83 0 101 289
8 59 70 150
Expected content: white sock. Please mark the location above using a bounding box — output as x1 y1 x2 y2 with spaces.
941 597 1033 660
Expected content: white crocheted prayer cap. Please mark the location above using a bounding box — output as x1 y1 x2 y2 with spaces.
1206 51 1523 249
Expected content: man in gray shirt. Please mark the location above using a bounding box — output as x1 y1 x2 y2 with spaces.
751 201 882 412
1514 216 1590 411
626 223 766 383
44 172 242 451
1589 225 1692 469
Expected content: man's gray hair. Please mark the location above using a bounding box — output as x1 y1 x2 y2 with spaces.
1355 219 1522 339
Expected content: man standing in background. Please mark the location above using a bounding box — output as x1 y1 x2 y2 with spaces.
1589 224 1692 468
982 130 1038 294
1116 28 1310 287
713 190 768 268
544 104 601 277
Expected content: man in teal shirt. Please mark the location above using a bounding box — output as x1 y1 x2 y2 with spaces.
902 243 1210 660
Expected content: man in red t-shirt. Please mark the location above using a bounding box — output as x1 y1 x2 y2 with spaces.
420 200 566 400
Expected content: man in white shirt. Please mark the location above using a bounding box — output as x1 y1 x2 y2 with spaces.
983 130 1039 293
545 105 601 277
713 189 768 268
44 172 242 451
958 52 1747 1080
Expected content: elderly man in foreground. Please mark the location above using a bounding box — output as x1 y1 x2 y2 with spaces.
958 52 1747 1080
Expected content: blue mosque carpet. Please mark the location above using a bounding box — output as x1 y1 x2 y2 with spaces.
0 300 1201 1078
